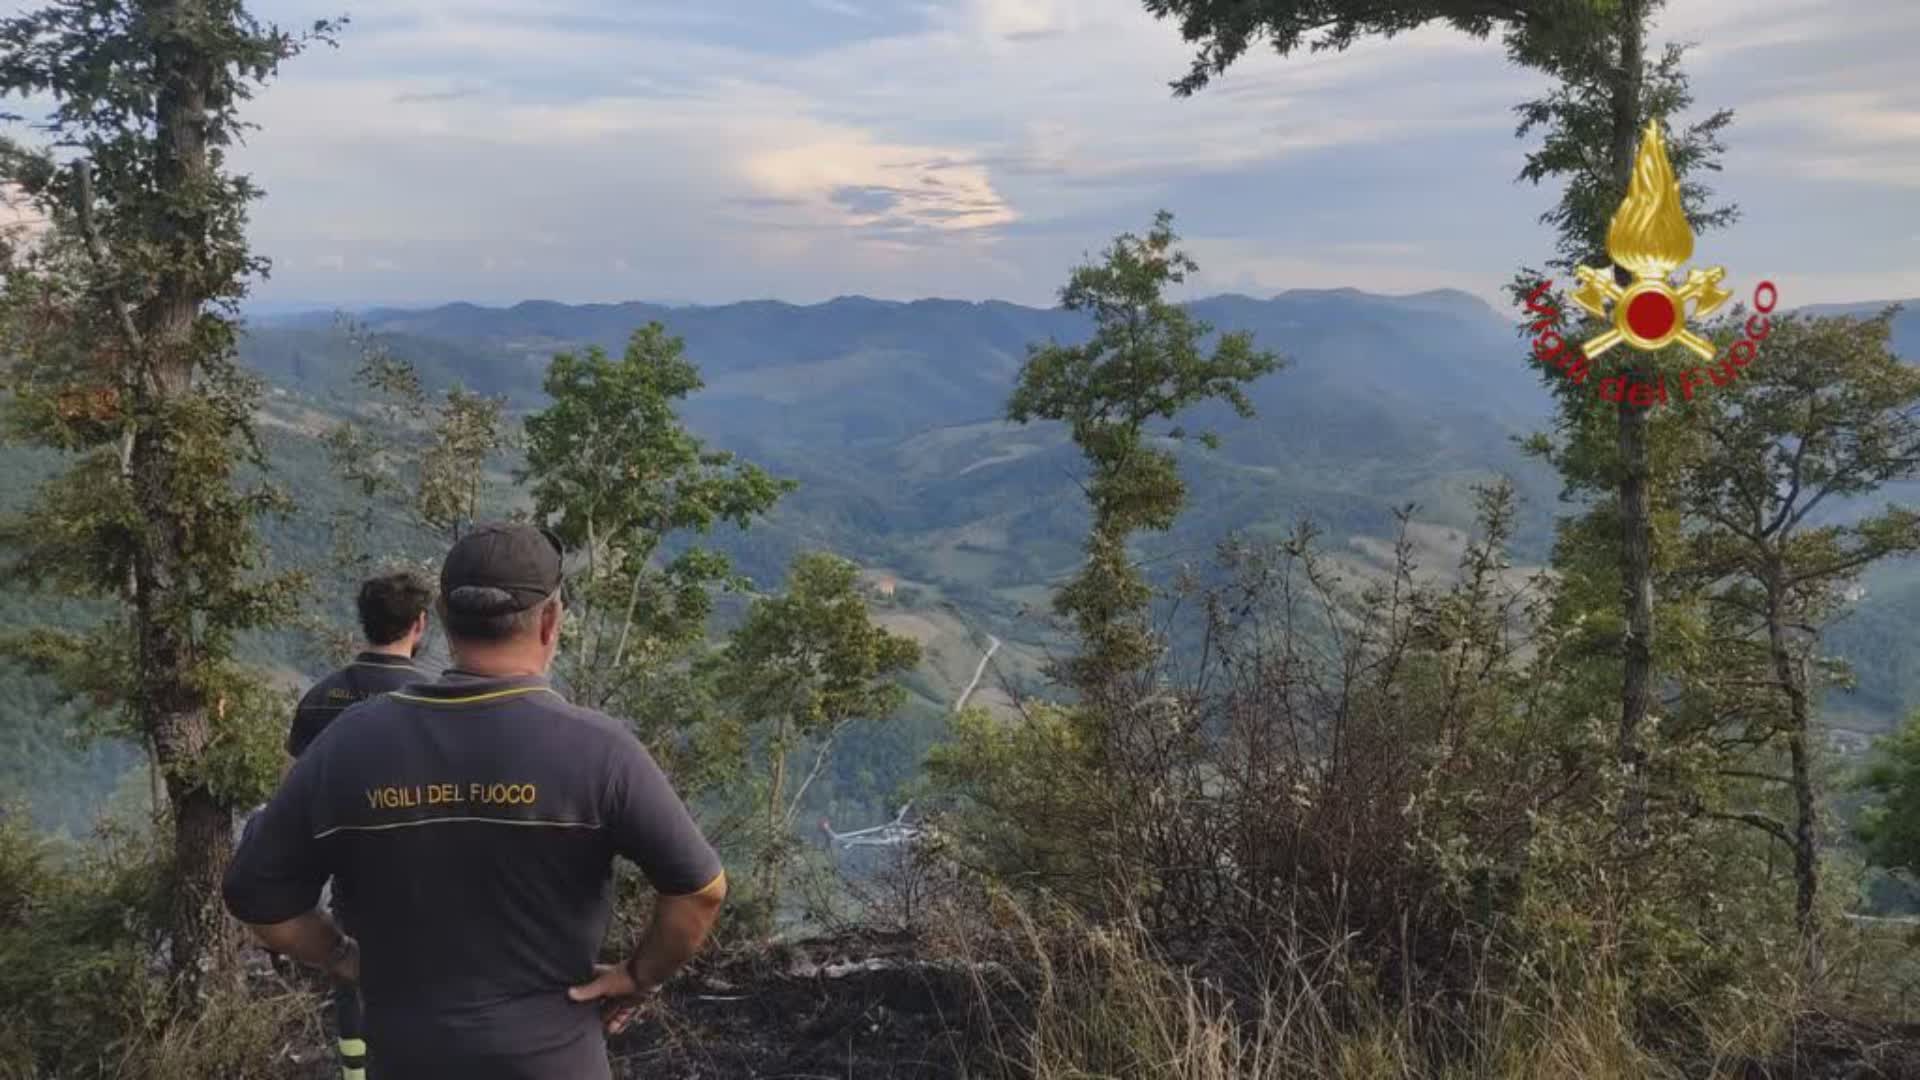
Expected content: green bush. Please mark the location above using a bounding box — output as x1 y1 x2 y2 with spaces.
1859 714 1920 881
0 808 158 1077
928 493 1803 1061
0 809 319 1080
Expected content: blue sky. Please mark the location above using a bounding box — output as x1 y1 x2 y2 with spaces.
106 1 1920 309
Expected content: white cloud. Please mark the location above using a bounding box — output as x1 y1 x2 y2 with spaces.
193 0 1919 307
971 0 1069 39
1732 86 1920 188
1773 269 1920 308
1647 0 1898 57
1747 90 1920 145
1327 241 1426 259
1791 154 1920 189
742 135 1014 231
775 7 1525 183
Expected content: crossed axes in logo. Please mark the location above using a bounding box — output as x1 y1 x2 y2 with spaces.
1569 265 1735 362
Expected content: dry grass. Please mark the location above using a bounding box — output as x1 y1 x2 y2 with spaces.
114 981 325 1080
925 894 1920 1080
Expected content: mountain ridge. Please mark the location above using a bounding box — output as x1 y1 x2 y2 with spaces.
258 286 1919 332
13 285 1920 833
227 286 1920 746
255 286 1513 328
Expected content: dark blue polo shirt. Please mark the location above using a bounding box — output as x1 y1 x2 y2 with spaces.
224 671 723 1079
286 651 423 758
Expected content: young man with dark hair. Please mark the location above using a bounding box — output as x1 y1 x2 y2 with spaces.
226 523 727 1079
280 569 433 1080
288 571 435 758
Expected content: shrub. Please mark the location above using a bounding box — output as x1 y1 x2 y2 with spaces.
0 808 320 1079
929 485 1795 1061
954 899 1837 1080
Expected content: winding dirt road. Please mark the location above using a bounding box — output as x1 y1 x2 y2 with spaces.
953 635 1001 712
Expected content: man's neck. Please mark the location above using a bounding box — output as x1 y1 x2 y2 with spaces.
364 641 415 661
448 649 547 679
455 665 546 679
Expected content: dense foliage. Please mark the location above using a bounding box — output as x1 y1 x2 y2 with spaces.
3 1 1920 1076
0 0 339 997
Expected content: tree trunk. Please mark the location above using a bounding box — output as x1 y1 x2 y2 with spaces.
760 712 789 934
139 0 235 1001
1616 412 1653 838
167 781 240 991
147 733 164 824
1765 573 1823 976
135 419 236 999
1609 0 1653 840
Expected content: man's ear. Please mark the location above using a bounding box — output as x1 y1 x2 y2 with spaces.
540 600 562 647
413 611 429 636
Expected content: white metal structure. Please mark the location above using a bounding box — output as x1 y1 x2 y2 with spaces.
820 802 922 848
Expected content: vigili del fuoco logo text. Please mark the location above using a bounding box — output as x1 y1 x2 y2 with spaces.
1521 119 1776 409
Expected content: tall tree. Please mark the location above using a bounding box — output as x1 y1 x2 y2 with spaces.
521 323 790 721
1007 209 1278 711
1680 309 1920 959
319 331 424 578
417 385 511 544
1512 32 1734 840
980 211 1278 919
714 551 919 933
324 333 514 560
1139 0 1732 835
0 0 332 994
319 339 511 667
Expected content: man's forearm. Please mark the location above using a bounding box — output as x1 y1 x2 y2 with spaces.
246 909 348 972
625 873 727 991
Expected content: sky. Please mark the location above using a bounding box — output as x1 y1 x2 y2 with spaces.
12 0 1920 312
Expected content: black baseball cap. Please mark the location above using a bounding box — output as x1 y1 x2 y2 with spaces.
440 522 565 615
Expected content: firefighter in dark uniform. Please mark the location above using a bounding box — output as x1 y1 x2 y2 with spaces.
284 570 433 1080
288 572 433 758
225 523 728 1080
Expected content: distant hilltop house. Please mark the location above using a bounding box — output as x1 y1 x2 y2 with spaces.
856 570 898 600
1827 728 1871 756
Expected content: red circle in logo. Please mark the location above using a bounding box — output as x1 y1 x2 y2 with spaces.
1625 291 1677 341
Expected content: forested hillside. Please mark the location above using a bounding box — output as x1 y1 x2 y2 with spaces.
8 0 1920 1075
249 289 1920 714
14 286 1558 830
252 291 1919 589
9 290 1917 835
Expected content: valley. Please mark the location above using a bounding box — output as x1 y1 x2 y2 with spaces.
8 288 1919 839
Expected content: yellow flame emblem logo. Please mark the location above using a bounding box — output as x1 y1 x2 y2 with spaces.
1570 119 1733 361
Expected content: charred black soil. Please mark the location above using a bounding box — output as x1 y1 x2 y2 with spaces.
610 932 993 1079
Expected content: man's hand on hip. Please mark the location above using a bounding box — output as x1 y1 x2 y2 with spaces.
567 964 653 1035
325 935 361 984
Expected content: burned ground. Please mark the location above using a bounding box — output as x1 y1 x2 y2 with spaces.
611 932 997 1079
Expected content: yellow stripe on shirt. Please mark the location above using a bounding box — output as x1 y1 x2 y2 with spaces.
658 868 729 899
388 686 557 706
314 815 601 839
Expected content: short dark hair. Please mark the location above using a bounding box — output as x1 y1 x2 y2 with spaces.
438 589 557 644
357 571 433 646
